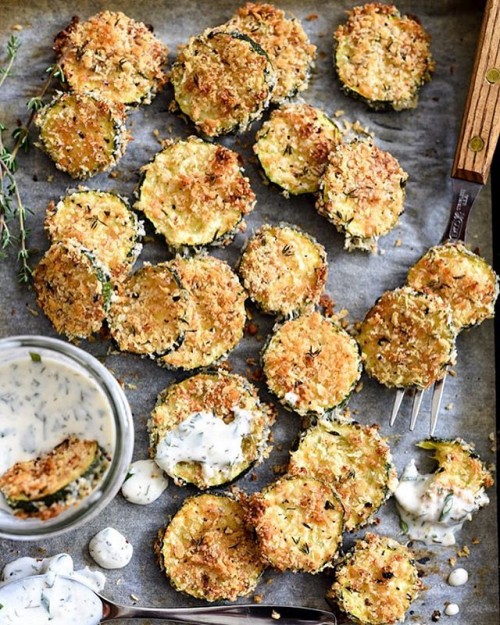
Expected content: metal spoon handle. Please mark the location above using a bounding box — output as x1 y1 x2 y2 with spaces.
101 601 337 625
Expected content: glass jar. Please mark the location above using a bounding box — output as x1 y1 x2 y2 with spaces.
0 335 134 540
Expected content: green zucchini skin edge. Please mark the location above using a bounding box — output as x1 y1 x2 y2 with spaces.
5 446 109 513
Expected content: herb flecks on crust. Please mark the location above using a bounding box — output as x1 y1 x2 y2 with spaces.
289 419 398 531
357 287 456 389
334 3 434 111
34 240 112 340
317 140 408 252
238 223 328 316
262 311 362 416
248 475 344 573
156 493 264 601
407 242 499 330
135 137 255 249
35 92 130 179
225 2 316 103
159 256 246 371
254 103 341 195
54 11 169 106
328 532 422 625
171 29 275 137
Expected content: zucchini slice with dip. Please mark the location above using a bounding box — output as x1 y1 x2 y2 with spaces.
327 532 422 625
357 286 456 389
224 2 316 103
262 311 362 416
0 437 109 520
45 189 144 281
254 103 342 195
395 437 494 546
149 371 276 489
288 418 398 531
35 92 130 179
334 3 434 111
238 223 328 317
170 28 276 137
54 11 169 106
316 140 408 252
155 493 264 602
407 241 499 331
248 475 344 573
158 256 246 371
134 137 256 249
107 262 188 356
34 239 112 340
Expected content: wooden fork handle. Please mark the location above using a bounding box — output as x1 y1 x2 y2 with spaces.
452 0 500 184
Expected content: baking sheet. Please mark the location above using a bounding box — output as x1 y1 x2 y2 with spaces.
0 0 497 623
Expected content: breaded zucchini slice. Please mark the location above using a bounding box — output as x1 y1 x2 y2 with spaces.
155 493 264 602
170 29 275 137
35 92 130 179
45 189 144 280
327 532 422 625
149 371 276 489
0 437 109 520
395 438 494 545
225 2 316 103
254 103 342 195
107 262 188 356
158 256 246 370
54 11 169 106
407 241 499 331
134 137 256 249
288 419 397 531
238 224 328 316
248 475 344 573
262 311 362 416
334 3 434 111
317 140 408 252
417 438 494 496
357 287 456 389
33 240 112 340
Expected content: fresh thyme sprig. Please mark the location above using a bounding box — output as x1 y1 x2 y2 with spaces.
0 34 64 282
0 36 20 89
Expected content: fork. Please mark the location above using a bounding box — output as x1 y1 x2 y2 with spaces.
391 0 500 435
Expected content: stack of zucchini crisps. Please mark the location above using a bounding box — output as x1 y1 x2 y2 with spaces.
25 3 498 624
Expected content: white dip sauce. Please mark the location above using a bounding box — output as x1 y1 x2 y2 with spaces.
447 568 468 586
89 527 133 569
155 407 253 480
0 355 116 476
444 603 460 616
0 553 105 625
395 459 489 546
121 459 168 505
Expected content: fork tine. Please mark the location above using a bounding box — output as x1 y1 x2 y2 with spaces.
430 375 447 436
409 390 424 431
390 389 405 426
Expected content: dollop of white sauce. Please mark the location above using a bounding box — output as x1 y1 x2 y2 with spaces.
447 568 469 586
445 603 460 616
0 553 105 625
0 355 116 476
121 459 168 505
89 527 133 569
284 391 299 406
154 406 254 480
394 459 489 546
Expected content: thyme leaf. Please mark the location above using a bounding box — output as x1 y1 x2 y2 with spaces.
0 41 63 282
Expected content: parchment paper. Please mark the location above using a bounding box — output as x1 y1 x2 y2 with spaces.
0 1 497 624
